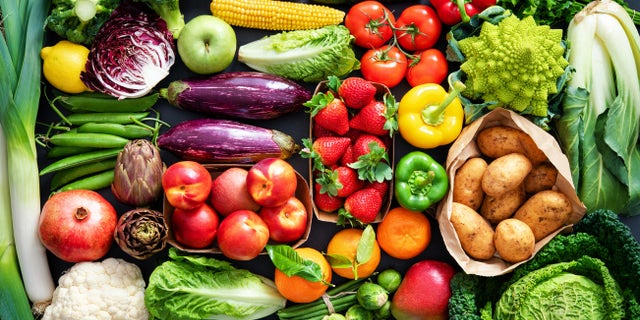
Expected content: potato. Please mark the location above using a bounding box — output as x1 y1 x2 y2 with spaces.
514 190 573 241
450 202 496 260
523 162 558 194
476 126 547 164
494 218 535 263
480 185 526 224
481 153 532 197
453 157 488 210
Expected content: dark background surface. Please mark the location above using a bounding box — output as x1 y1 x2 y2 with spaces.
37 0 640 318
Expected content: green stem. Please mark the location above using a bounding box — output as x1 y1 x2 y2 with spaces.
421 80 466 126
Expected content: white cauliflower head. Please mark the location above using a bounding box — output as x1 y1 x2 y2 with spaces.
43 258 149 320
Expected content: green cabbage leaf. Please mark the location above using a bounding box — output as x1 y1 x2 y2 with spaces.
237 25 360 83
145 248 287 320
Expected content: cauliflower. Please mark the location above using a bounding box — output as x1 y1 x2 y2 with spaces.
43 258 149 320
457 14 568 117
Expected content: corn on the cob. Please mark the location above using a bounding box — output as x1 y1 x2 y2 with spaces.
210 0 345 31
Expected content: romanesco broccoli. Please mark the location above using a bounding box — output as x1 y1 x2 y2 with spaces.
457 13 568 117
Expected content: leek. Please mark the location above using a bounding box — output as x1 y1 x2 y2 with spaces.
0 0 55 316
557 0 640 216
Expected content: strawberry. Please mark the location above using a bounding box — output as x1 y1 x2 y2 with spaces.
338 188 383 227
304 92 349 135
301 137 351 170
340 144 356 167
312 121 337 138
365 180 389 199
349 94 398 137
338 77 377 109
349 134 393 183
316 166 364 198
313 183 344 213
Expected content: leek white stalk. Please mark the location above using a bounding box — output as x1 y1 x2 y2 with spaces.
0 0 55 314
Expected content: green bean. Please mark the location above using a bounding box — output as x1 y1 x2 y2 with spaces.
65 112 150 125
54 91 159 113
48 132 130 148
54 170 115 193
40 148 121 176
46 146 97 158
77 122 154 139
49 159 117 191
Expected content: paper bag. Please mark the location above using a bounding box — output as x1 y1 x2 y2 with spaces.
436 108 586 276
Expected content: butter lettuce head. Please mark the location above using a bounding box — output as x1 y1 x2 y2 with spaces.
237 25 360 83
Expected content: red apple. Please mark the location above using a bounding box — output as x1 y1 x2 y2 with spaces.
38 189 117 263
391 260 456 320
162 161 212 210
217 209 269 261
259 196 308 243
246 158 297 207
210 167 261 216
171 203 219 249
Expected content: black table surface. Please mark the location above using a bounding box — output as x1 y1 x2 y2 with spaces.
37 0 640 318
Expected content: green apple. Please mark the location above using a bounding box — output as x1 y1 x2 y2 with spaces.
177 15 237 74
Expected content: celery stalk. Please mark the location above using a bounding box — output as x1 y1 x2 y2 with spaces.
0 0 55 314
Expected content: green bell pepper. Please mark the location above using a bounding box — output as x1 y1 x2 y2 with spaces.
394 151 448 212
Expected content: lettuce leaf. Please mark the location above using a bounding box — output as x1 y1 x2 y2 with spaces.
145 248 286 320
237 25 360 83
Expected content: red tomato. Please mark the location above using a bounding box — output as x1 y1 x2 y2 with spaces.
345 1 396 49
406 49 449 87
360 45 408 88
395 5 442 51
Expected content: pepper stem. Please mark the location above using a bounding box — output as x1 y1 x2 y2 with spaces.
455 0 472 23
421 80 466 126
409 170 435 196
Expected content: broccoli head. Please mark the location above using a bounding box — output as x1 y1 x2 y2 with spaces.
133 0 185 39
46 0 121 46
456 12 569 117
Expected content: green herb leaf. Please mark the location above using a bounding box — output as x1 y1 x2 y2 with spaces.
266 245 324 283
325 253 353 269
356 225 376 265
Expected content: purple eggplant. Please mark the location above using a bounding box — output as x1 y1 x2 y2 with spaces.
159 71 312 120
157 118 301 163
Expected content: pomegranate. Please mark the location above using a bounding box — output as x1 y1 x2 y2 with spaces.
38 189 117 263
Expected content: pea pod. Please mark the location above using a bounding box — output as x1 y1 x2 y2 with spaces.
46 146 97 158
53 91 159 113
40 148 121 175
49 159 117 191
65 112 149 125
77 122 153 139
48 132 130 148
55 170 115 192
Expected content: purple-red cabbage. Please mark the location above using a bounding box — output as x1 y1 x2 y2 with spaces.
81 1 175 99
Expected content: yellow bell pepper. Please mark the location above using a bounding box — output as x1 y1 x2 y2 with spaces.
397 81 465 149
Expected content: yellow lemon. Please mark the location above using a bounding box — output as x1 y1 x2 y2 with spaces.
41 40 90 94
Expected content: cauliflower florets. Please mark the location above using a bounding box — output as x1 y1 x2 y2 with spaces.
43 258 149 320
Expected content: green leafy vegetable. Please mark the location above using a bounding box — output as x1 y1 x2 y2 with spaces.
237 25 360 83
556 0 640 215
45 0 121 46
496 0 640 26
145 248 287 320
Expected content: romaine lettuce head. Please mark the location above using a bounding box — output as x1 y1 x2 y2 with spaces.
238 25 360 83
145 248 286 320
494 256 625 320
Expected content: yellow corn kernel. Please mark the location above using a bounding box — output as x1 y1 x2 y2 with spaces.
210 0 345 31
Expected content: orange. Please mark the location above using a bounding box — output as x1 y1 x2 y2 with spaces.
376 206 431 260
326 228 381 280
274 247 332 303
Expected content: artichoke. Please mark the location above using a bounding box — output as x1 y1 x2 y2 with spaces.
112 139 164 207
114 208 168 260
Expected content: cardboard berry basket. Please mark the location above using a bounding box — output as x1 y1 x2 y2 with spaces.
436 108 587 276
308 80 395 223
163 163 313 254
